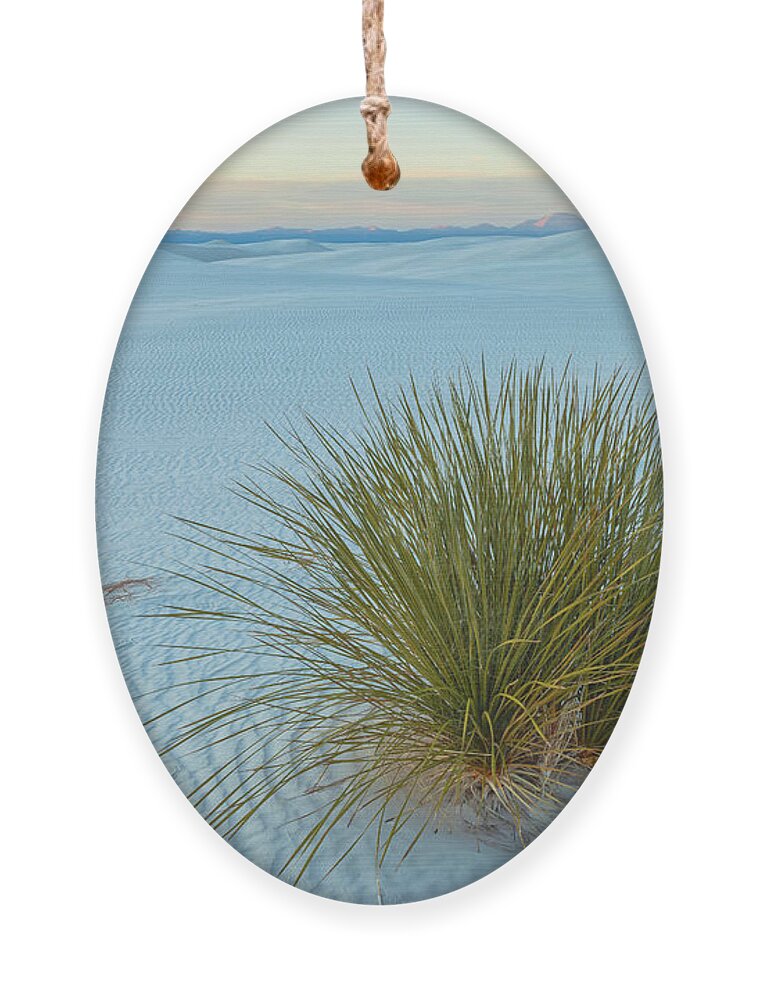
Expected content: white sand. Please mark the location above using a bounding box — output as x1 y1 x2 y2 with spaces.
97 230 643 902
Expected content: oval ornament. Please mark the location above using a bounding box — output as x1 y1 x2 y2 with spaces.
97 98 662 904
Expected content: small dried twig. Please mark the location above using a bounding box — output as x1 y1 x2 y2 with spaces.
102 576 155 605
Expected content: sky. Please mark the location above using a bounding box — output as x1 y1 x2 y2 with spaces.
173 97 575 232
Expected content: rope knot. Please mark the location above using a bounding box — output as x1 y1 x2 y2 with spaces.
360 95 392 118
360 0 400 191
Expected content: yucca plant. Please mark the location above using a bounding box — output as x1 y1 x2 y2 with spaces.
156 362 662 884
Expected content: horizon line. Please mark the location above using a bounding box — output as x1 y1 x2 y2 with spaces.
165 212 585 239
168 212 580 233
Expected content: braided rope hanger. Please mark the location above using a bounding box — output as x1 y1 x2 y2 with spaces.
360 0 401 190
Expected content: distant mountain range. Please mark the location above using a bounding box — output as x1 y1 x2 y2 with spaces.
164 213 587 247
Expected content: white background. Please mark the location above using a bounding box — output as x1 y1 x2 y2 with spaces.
3 1 755 996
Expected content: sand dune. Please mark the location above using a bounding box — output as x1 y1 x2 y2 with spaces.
162 238 331 263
